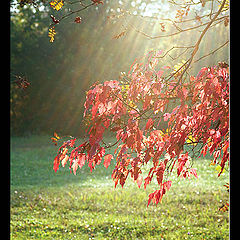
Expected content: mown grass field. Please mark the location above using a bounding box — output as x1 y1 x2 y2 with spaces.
10 135 229 239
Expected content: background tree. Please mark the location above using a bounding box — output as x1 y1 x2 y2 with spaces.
10 0 229 136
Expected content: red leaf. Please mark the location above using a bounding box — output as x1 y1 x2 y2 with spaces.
137 175 143 188
182 86 188 99
177 153 188 176
50 15 60 24
120 173 127 188
62 155 69 167
68 138 76 147
147 189 163 207
190 168 198 178
147 192 154 207
72 161 78 175
103 154 113 169
156 162 165 185
144 176 151 190
163 180 172 190
155 190 161 205
145 118 154 131
143 95 152 110
92 103 99 117
157 70 164 79
163 113 171 121
201 144 208 157
91 0 103 4
74 16 82 23
126 134 135 148
53 155 60 172
77 154 86 169
133 165 140 181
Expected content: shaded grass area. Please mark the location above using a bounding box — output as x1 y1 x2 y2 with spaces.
10 136 229 239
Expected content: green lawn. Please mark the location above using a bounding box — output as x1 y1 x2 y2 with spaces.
10 135 229 239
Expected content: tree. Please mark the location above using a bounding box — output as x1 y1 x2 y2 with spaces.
53 52 229 206
50 0 229 206
10 0 111 135
11 0 229 206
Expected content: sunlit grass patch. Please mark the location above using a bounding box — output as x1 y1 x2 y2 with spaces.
10 136 229 239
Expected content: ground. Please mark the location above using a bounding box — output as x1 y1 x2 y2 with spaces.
10 135 229 239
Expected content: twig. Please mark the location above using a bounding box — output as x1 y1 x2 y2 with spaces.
50 2 95 27
128 16 226 40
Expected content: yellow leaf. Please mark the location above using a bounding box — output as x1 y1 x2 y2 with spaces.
219 0 229 11
173 60 187 73
48 27 56 43
215 165 225 174
209 160 215 166
54 132 60 139
121 84 129 92
49 0 64 11
186 134 197 146
159 130 164 136
128 100 137 109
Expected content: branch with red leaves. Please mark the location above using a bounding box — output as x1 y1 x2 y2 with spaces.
51 0 229 206
53 50 229 206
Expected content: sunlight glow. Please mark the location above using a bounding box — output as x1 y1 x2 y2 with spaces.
141 1 171 18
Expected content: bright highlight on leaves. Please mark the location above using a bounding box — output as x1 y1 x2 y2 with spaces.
49 0 64 11
48 27 56 43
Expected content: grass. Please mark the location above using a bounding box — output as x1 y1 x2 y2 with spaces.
10 135 229 239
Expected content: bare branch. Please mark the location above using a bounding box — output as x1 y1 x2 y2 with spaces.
168 0 227 90
128 15 226 40
193 40 229 63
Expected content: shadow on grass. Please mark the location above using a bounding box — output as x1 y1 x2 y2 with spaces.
10 135 120 190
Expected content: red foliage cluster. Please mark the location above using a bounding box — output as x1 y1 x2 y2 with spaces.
53 51 229 206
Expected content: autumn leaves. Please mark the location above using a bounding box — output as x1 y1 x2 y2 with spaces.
52 52 229 207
